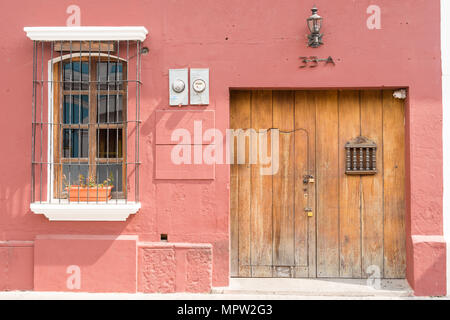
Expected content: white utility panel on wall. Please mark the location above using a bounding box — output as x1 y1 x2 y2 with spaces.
169 69 188 106
190 68 209 105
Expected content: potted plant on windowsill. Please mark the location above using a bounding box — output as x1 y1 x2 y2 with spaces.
64 173 114 202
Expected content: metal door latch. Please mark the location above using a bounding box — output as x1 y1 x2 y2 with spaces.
303 174 315 184
304 207 313 217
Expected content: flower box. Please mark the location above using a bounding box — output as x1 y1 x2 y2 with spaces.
66 186 113 202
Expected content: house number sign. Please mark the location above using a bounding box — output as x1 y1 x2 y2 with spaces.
299 56 335 68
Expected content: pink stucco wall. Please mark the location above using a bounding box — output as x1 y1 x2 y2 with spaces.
0 0 445 295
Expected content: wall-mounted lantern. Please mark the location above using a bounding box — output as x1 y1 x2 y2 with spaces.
307 6 323 48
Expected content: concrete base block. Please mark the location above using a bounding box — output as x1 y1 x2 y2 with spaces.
409 235 446 296
138 242 212 293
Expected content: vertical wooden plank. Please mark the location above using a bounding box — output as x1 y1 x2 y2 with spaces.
338 90 362 278
361 90 384 278
294 91 316 278
237 92 252 277
383 90 406 278
251 90 273 277
272 91 295 277
230 91 239 277
230 90 252 277
230 160 239 277
316 90 340 277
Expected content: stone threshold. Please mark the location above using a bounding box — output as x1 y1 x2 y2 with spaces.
212 278 414 297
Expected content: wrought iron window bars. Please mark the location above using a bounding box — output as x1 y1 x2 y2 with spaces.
31 40 142 204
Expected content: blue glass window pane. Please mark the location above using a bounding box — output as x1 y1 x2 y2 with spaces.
63 129 89 158
63 95 89 124
98 95 123 123
97 62 123 90
63 62 89 90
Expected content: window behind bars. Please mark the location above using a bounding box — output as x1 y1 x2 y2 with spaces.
31 41 142 204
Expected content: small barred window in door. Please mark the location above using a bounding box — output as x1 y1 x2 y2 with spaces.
345 136 377 175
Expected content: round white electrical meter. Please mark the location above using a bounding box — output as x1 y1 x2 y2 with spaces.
172 79 185 93
192 79 206 93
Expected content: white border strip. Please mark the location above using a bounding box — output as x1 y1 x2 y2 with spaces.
441 0 450 296
24 26 148 41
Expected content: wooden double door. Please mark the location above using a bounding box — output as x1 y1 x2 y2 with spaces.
230 90 405 278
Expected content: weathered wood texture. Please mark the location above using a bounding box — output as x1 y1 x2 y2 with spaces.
315 90 340 277
250 90 273 277
361 90 384 277
294 91 316 278
338 90 361 278
272 91 295 277
54 41 115 52
382 90 406 278
230 90 405 279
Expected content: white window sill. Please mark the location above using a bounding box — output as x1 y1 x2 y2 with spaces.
24 26 148 41
30 202 141 221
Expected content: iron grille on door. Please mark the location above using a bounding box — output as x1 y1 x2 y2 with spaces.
345 136 377 175
30 40 142 204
